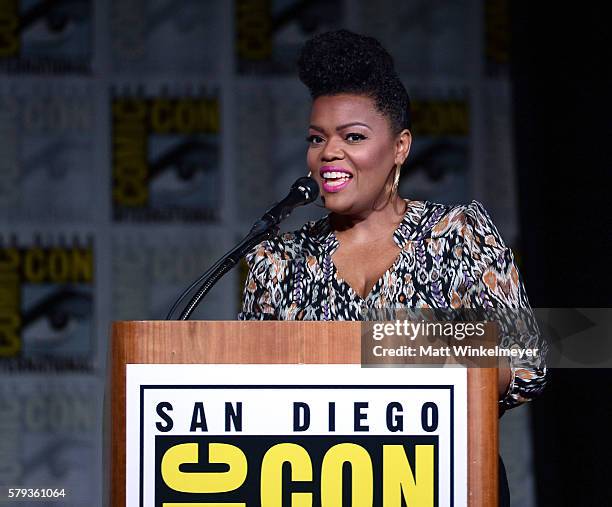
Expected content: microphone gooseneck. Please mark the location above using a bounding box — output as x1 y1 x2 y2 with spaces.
259 176 319 228
166 176 319 320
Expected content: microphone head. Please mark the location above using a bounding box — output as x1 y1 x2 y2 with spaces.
292 176 320 204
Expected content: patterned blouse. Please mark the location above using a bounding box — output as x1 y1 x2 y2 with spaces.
239 199 547 410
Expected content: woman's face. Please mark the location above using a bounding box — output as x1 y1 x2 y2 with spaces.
306 93 410 216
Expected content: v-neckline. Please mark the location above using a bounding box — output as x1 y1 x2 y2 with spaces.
316 199 426 301
330 245 405 302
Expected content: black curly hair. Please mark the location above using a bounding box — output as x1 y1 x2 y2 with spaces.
297 29 411 134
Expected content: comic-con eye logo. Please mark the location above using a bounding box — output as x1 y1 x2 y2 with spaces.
111 90 221 222
0 236 94 370
0 0 92 73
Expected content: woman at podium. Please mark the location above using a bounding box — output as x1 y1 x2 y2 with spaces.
239 29 545 420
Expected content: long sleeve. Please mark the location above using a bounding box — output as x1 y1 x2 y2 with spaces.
459 201 547 410
238 244 278 320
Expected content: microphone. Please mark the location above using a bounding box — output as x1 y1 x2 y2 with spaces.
166 176 320 320
259 176 320 228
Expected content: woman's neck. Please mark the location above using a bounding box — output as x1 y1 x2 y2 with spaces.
330 195 407 245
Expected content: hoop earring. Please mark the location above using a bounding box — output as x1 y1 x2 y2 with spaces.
391 163 401 194
307 171 312 178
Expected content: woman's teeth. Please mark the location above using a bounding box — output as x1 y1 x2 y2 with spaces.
322 172 351 186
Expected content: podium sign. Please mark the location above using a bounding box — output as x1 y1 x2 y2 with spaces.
126 364 468 506
111 321 497 506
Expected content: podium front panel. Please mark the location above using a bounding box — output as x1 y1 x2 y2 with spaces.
111 321 498 506
126 364 468 506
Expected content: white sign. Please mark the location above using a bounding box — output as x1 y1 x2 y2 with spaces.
126 364 467 506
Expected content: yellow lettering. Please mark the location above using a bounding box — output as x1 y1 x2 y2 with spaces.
175 99 197 133
150 98 173 133
0 312 20 356
383 444 434 506
47 248 69 282
320 443 372 507
0 0 19 57
113 98 148 207
0 247 19 270
261 443 312 507
0 246 20 356
161 442 246 498
235 0 272 60
19 247 92 283
23 248 45 283
164 504 245 507
412 100 469 136
148 98 219 134
71 247 93 282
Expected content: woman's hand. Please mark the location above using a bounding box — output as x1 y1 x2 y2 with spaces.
498 358 512 399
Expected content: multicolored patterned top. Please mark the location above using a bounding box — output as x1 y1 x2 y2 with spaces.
239 199 547 410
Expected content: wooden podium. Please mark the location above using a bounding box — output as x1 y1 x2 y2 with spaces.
111 321 498 506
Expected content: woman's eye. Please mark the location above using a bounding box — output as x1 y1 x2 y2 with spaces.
306 134 324 145
346 133 366 142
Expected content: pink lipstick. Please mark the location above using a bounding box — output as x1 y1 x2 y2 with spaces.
320 166 353 193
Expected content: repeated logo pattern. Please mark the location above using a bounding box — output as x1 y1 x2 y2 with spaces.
0 0 524 503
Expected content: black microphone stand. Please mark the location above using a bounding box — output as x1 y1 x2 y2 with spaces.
166 176 318 320
171 219 276 320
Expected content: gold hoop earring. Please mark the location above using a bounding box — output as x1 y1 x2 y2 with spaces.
391 163 401 194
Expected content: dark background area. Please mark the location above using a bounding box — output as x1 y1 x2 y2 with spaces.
512 3 611 504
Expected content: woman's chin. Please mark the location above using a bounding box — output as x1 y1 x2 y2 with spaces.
321 193 361 215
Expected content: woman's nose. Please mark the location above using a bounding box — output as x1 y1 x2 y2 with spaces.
321 137 344 161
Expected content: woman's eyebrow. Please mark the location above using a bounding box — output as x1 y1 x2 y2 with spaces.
336 122 372 131
308 122 372 132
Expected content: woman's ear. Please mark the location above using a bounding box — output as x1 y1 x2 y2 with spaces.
395 129 412 165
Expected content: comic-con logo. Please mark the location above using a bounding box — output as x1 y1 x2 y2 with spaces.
111 88 220 222
0 235 94 370
154 400 439 505
130 365 464 505
0 0 92 73
0 83 94 221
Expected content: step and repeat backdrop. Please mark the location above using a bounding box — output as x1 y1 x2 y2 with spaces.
0 1 533 505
